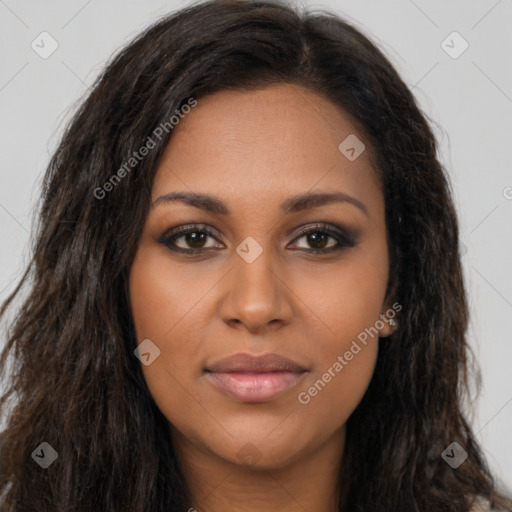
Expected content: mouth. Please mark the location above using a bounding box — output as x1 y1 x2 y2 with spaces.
204 353 308 403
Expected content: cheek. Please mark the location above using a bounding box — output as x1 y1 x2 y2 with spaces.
129 248 179 339
293 254 383 407
129 245 217 341
128 249 213 428
291 253 386 422
291 248 388 355
296 334 379 429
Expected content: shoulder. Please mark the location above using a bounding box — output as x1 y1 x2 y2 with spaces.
470 496 493 512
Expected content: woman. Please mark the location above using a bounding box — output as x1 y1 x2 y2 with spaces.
1 0 510 510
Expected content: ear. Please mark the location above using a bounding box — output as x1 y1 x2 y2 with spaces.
378 300 401 338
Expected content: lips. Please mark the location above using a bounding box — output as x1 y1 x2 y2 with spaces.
206 353 306 373
204 353 307 403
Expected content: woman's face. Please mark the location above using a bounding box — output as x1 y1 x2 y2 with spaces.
129 83 396 470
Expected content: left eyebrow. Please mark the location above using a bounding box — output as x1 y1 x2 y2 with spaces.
281 191 368 217
152 191 369 218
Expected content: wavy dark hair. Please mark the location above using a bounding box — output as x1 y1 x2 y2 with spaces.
0 0 510 510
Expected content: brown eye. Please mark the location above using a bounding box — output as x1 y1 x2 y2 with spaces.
302 232 333 250
181 231 208 249
159 224 224 253
289 223 358 253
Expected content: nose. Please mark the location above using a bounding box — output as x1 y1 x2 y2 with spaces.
218 241 293 334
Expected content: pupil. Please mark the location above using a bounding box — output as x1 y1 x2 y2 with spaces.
187 232 206 248
308 232 327 249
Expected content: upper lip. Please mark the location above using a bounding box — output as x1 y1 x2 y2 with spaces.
205 353 306 373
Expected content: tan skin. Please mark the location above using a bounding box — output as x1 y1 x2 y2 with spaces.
129 83 398 512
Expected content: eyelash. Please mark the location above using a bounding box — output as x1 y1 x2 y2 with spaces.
158 223 358 255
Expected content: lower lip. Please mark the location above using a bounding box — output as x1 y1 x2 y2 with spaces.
205 371 306 402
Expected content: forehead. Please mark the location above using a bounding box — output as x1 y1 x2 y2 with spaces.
152 84 382 215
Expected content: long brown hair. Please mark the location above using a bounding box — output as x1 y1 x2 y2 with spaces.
1 0 510 510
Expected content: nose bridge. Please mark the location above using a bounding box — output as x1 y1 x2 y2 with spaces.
220 235 292 330
236 236 276 294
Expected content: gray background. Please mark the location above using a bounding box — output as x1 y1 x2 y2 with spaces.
0 0 511 493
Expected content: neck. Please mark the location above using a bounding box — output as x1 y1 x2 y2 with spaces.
174 427 346 512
